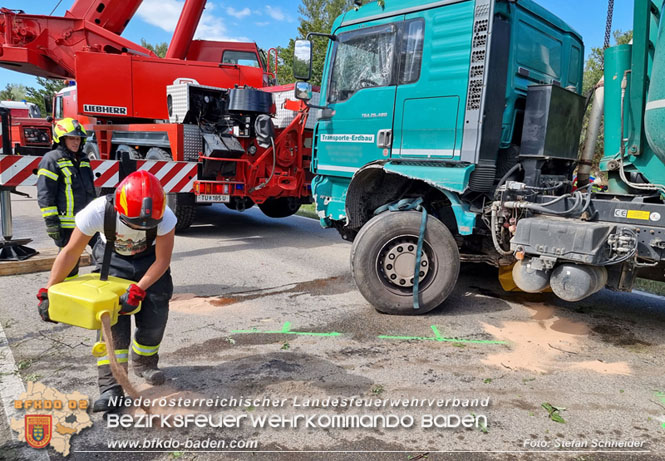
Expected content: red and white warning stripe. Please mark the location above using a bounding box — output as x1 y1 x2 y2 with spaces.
0 155 41 187
90 160 119 189
0 155 198 193
136 160 198 193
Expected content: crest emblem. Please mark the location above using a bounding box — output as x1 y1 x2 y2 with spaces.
25 415 52 449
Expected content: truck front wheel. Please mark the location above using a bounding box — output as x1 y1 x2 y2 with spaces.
351 210 460 315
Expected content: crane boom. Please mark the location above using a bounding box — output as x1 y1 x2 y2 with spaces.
66 0 143 36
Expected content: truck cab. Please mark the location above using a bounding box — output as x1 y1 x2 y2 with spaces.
0 101 52 155
307 0 583 228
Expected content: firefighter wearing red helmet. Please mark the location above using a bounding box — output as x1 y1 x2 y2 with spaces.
37 170 177 414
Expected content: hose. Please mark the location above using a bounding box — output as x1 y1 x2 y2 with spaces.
100 313 150 414
503 191 583 216
618 70 665 195
490 205 513 256
494 163 522 196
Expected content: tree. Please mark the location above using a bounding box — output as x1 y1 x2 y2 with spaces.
141 39 168 58
0 83 27 101
24 78 67 116
276 0 354 86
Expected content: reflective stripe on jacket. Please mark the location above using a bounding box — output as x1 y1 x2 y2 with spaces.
37 146 96 228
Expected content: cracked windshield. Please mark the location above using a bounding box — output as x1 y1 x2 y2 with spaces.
329 25 395 103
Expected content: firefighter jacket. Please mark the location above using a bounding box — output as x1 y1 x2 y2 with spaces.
37 145 96 230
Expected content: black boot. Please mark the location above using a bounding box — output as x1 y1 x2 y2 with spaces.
133 352 166 385
134 366 165 385
92 386 125 413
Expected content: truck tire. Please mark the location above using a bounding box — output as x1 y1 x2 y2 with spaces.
258 197 301 218
167 193 196 232
83 142 99 160
145 147 170 161
351 210 460 315
146 147 197 232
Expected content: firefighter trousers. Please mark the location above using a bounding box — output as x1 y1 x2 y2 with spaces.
92 240 173 394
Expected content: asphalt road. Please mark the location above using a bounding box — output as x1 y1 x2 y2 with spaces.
1 189 665 461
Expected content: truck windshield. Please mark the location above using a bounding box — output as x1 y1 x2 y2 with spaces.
328 24 396 104
222 50 261 68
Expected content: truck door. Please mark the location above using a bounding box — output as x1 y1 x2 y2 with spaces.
393 2 474 160
314 18 402 177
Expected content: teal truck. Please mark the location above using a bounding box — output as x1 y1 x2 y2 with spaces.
294 0 665 314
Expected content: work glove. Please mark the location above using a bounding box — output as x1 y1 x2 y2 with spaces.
37 288 56 323
118 284 145 315
46 223 65 247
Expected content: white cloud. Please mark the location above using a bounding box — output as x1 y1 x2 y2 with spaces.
136 0 182 32
226 7 251 19
255 21 270 27
136 0 249 42
266 5 294 22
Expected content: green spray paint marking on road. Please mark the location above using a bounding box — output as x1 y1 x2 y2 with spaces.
231 322 342 337
654 391 665 429
378 325 507 345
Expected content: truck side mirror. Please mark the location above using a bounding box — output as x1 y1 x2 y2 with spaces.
295 82 313 101
293 39 313 81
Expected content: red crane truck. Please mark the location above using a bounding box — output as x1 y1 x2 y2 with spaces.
0 0 314 230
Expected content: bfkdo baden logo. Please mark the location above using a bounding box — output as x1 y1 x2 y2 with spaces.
11 382 93 456
25 415 52 449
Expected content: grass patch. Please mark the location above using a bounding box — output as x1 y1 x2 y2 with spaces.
296 204 319 220
634 278 665 297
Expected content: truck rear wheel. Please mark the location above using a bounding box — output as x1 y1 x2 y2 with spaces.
350 210 460 315
258 197 301 218
83 142 99 160
146 147 197 232
167 193 196 232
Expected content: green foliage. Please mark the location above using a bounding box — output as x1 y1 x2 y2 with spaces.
0 83 27 101
25 78 67 115
141 39 169 58
541 402 566 424
276 0 354 86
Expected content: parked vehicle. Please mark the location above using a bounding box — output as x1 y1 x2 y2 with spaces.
294 0 665 314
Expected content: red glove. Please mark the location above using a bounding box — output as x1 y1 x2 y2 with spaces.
118 284 145 315
37 288 56 323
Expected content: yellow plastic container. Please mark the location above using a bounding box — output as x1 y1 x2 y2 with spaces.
48 274 140 330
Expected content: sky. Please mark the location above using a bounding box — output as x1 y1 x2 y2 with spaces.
0 0 634 90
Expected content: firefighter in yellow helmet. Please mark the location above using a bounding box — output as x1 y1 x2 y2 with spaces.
37 118 96 277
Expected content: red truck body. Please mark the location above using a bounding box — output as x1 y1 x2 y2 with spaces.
0 0 312 229
0 102 52 155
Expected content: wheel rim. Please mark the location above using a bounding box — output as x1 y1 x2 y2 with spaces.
376 234 434 294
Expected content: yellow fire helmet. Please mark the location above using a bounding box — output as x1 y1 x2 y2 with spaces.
53 118 87 144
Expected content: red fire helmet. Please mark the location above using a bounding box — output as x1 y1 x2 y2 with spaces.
114 171 166 229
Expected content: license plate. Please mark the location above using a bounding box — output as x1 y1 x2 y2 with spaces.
196 194 230 203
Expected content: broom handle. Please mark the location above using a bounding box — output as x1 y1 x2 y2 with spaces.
100 312 150 414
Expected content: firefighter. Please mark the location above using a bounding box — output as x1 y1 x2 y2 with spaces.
37 118 96 278
36 170 177 413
